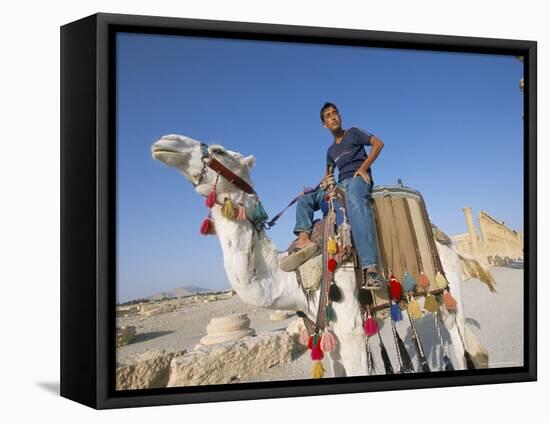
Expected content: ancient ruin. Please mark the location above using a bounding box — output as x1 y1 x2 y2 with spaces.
451 207 523 265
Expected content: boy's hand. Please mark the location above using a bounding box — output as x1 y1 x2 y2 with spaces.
354 168 371 184
320 174 335 190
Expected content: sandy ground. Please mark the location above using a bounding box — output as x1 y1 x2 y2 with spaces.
116 266 523 382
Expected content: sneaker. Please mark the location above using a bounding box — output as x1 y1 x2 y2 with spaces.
363 269 383 290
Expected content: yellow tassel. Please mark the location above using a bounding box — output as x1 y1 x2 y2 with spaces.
408 297 423 319
312 361 325 379
435 271 448 289
327 237 338 255
424 293 439 313
221 196 235 219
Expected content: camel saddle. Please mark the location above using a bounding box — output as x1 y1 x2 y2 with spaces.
285 183 449 319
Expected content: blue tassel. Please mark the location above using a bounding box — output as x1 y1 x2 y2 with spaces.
403 272 416 292
253 200 268 224
391 302 403 321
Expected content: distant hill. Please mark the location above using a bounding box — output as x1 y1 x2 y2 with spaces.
145 286 213 301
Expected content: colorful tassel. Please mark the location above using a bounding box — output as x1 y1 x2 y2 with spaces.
221 196 235 219
337 220 353 249
407 297 423 319
358 288 373 306
205 190 217 208
389 273 402 301
418 271 430 290
199 215 215 235
307 335 313 350
312 361 325 379
379 339 394 374
390 302 403 321
326 302 336 322
327 237 338 255
328 284 342 302
424 293 439 313
327 258 337 273
363 314 379 336
253 199 268 224
311 339 324 361
403 272 416 292
435 271 449 289
443 290 458 311
320 330 337 352
396 331 415 373
236 203 246 221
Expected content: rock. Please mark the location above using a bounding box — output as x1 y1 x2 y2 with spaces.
167 331 293 387
270 310 290 321
200 313 255 345
286 318 308 348
116 349 185 390
116 305 138 318
116 326 136 347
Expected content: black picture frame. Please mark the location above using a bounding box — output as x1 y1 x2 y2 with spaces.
60 12 537 409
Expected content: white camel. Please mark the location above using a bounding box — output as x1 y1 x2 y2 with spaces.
151 134 491 377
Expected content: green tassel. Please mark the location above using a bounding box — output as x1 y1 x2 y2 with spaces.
253 200 268 224
326 302 336 322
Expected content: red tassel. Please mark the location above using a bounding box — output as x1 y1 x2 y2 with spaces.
206 190 217 208
328 258 337 273
311 341 324 361
307 336 313 350
443 290 458 311
389 273 402 301
364 315 378 336
199 217 212 235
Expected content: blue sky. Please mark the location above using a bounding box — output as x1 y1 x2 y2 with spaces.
116 32 523 303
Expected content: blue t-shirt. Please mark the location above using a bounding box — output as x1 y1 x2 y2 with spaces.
327 126 374 183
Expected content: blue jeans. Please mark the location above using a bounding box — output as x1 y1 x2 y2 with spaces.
293 176 378 269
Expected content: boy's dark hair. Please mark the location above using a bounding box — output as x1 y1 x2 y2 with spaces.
320 102 339 122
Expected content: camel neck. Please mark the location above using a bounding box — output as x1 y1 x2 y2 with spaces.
209 206 309 311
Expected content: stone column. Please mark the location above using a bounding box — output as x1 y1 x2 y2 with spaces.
463 207 480 255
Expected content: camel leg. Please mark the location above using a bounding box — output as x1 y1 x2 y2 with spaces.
327 269 368 377
440 306 467 370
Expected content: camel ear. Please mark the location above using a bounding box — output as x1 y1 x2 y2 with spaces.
243 155 256 169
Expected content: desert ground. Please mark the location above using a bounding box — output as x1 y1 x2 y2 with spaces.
116 265 523 385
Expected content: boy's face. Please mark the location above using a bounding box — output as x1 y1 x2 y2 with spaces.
322 107 342 131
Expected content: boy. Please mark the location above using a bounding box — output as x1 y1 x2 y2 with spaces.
282 102 384 289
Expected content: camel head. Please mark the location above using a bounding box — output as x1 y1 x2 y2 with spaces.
151 134 256 197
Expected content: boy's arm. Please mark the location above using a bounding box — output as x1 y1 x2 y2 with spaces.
320 153 336 189
354 135 384 182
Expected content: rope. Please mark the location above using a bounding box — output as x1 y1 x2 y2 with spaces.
264 185 320 229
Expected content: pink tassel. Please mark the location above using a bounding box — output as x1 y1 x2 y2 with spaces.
320 330 337 352
443 290 458 311
298 328 310 346
236 204 246 221
363 314 378 336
